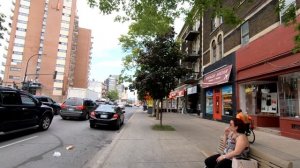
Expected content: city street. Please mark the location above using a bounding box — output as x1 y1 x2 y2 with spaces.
0 107 136 168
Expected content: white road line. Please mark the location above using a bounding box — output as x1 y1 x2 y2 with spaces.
0 136 38 149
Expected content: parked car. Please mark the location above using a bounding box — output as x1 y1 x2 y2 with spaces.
89 104 125 130
60 97 97 120
34 95 61 115
0 87 54 135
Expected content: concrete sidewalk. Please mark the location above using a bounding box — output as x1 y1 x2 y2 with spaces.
86 110 300 168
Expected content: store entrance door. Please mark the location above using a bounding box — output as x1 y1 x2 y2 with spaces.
213 88 222 120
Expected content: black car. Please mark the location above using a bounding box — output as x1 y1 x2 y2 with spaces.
60 97 97 120
0 87 54 135
89 104 125 130
34 95 61 115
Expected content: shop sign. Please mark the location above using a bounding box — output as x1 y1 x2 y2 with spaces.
201 65 232 88
187 86 197 95
177 89 185 97
168 91 177 99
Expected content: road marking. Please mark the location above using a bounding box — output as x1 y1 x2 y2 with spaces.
0 136 38 149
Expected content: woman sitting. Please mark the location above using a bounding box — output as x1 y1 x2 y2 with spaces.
204 118 250 168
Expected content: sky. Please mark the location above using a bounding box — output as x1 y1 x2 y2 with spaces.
76 0 185 83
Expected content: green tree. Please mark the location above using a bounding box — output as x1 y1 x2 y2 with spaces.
130 28 190 126
107 90 119 101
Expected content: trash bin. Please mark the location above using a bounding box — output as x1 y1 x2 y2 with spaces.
147 107 153 114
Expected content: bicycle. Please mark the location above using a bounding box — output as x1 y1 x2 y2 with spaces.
245 122 255 144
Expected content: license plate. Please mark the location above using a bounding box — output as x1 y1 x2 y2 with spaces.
101 114 108 118
68 108 74 111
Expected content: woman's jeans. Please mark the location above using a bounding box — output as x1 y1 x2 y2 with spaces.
204 154 232 168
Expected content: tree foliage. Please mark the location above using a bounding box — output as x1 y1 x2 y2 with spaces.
129 28 190 101
107 90 119 101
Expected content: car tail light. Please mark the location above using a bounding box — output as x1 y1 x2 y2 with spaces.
61 104 67 109
75 105 84 110
113 113 119 119
90 111 96 118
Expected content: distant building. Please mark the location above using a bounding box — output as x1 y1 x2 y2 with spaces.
88 79 102 99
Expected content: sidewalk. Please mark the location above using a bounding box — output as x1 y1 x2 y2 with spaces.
86 110 300 168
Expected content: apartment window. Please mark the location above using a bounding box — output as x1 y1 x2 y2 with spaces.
15 35 25 39
212 16 223 30
54 80 63 83
13 51 23 55
280 0 296 24
12 59 22 64
56 64 65 67
61 27 69 31
17 28 27 32
58 49 67 53
10 67 21 71
57 56 65 60
9 76 20 80
59 42 67 45
20 5 30 9
19 12 29 16
62 13 71 17
241 21 249 45
211 40 217 63
17 20 27 24
60 34 68 38
217 34 223 59
61 20 70 24
63 6 71 10
14 43 24 47
54 87 62 91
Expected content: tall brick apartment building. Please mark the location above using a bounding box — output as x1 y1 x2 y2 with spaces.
1 0 92 102
177 0 300 139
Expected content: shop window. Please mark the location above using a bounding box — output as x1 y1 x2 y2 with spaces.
278 73 300 117
206 89 213 114
241 21 249 45
222 85 233 116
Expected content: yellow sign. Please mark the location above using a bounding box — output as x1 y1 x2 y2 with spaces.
146 98 153 107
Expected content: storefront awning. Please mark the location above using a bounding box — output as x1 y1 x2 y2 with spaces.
201 65 232 88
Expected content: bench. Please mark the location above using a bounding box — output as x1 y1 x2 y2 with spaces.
201 136 293 168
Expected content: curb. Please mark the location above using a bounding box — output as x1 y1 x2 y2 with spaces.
83 110 137 168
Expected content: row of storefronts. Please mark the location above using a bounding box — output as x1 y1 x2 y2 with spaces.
168 20 300 140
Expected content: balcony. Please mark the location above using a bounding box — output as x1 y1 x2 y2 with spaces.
184 30 200 41
182 52 200 62
181 73 199 84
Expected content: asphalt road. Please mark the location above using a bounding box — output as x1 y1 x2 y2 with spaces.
0 107 136 168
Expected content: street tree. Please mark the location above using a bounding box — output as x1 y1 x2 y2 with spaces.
130 28 190 126
107 90 119 102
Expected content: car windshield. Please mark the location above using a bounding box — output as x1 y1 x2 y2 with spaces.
64 98 83 106
96 105 115 112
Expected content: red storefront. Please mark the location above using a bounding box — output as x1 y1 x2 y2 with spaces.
236 18 300 139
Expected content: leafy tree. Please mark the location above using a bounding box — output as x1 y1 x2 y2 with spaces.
130 28 190 126
107 90 119 101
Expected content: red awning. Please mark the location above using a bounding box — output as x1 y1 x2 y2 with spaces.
201 65 232 88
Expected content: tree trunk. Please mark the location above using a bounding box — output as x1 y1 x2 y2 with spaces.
156 100 160 120
160 99 163 126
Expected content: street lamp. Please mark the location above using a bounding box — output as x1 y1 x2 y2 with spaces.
23 53 46 84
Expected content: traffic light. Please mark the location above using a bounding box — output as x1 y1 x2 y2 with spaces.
53 71 57 79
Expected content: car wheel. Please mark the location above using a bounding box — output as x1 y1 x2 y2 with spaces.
90 123 96 128
39 114 52 131
84 113 89 120
115 119 121 130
